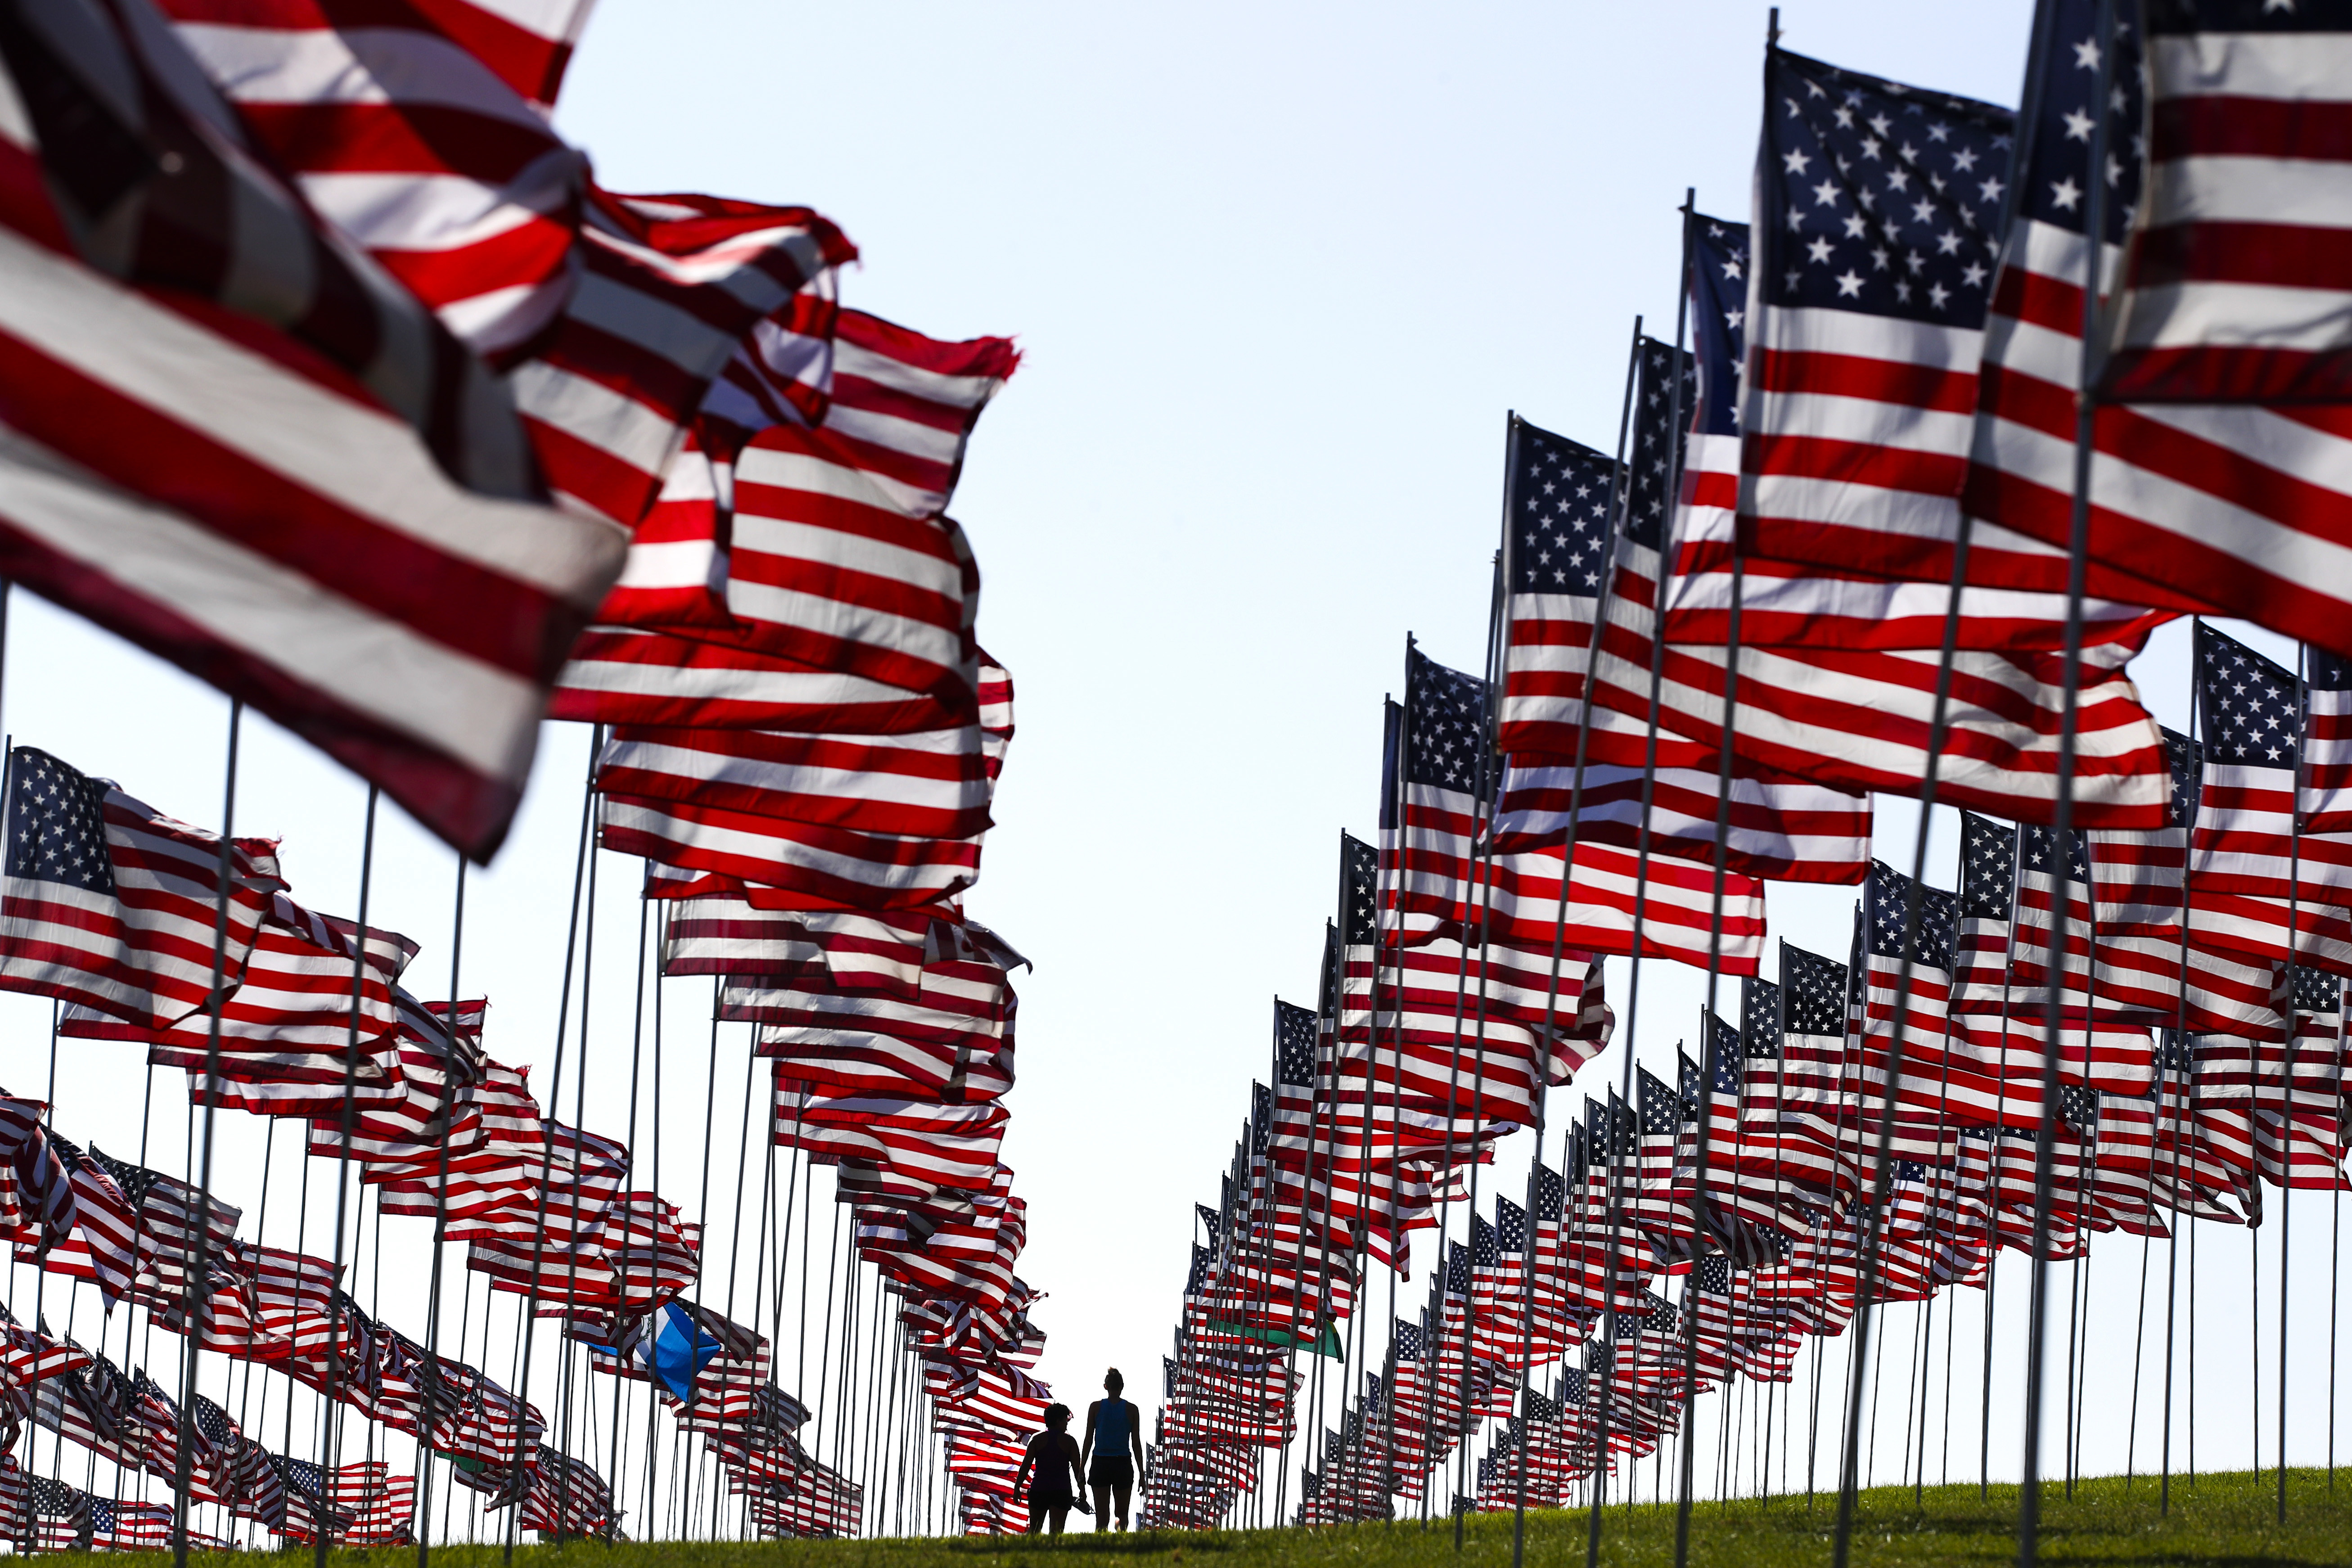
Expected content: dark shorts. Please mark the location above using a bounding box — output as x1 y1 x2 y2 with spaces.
1088 1455 1135 1491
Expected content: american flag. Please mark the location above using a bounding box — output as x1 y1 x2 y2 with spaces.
156 0 590 362
625 313 1016 717
551 627 969 733
1401 644 1766 971
770 1080 1007 1193
2188 623 2352 970
600 791 981 912
2306 649 2352 833
2105 1 2352 405
1739 45 2078 596
1494 754 1871 884
598 720 996 843
1952 811 2019 1009
0 14 629 857
1496 420 1624 764
2010 822 2095 1000
734 940 1014 1101
0 1094 73 1249
1669 207 2161 653
1775 941 1855 1195
1586 303 2172 821
27 1135 143 1304
0 748 284 1030
1968 1 2352 663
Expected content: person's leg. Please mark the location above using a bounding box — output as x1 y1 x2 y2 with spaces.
1025 1502 1042 1536
1093 1483 1112 1529
1115 1475 1133 1528
1048 1506 1070 1536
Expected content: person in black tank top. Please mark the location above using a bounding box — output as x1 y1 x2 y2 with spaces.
1081 1368 1144 1530
1013 1403 1086 1535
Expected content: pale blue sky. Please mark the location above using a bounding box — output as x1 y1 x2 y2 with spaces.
3 0 2330 1535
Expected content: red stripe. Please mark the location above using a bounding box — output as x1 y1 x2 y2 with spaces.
1750 346 1978 413
0 328 580 678
1743 433 1969 497
2100 340 2352 405
2151 94 2352 164
2131 219 2352 291
234 101 562 182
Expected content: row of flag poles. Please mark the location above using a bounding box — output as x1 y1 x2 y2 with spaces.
0 0 1064 1553
1146 5 2352 1565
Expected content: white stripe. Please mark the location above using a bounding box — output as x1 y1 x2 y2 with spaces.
721 581 966 676
1751 303 1983 367
297 160 574 251
604 734 983 813
555 651 907 704
833 338 1001 411
1746 387 1975 453
562 266 738 378
0 425 546 785
2151 32 2352 104
729 514 959 600
603 800 970 893
2150 154 2352 228
507 360 675 475
1976 398 2352 593
611 538 720 590
0 225 625 597
734 442 933 522
821 401 966 474
2112 279 2352 352
171 23 550 122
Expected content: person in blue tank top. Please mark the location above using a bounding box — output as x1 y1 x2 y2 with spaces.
1080 1367 1144 1530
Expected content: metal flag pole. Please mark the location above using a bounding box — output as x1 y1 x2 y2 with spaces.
609 894 652 1527
1666 183 1755 1568
2017 5 2113 1563
1582 326 1692 1568
415 851 469 1563
1512 314 1648 1568
170 698 241 1568
2280 642 2312 1525
1448 556 1512 1549
499 733 599 1560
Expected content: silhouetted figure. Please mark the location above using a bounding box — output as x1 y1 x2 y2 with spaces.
1013 1402 1086 1535
1081 1367 1144 1530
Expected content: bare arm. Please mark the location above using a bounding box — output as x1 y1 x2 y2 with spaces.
1059 1433 1086 1490
1013 1441 1035 1493
1080 1400 1098 1467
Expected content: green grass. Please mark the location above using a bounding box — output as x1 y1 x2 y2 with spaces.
226 1470 2352 1568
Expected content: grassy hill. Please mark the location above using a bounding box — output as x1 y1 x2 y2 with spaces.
247 1469 2352 1568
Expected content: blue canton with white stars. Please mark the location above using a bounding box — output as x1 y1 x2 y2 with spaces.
1403 648 1490 793
1626 338 1694 550
1706 1013 1744 1092
1866 861 1957 969
1740 977 1782 1059
1496 1197 1527 1255
1759 49 2014 324
1508 421 1619 598
1690 215 1749 437
2160 728 2201 828
2020 0 2144 242
1782 943 1850 1039
7 748 115 893
2020 822 2091 887
1274 1000 1317 1088
1341 834 1379 944
2195 622 2301 774
1960 812 2017 922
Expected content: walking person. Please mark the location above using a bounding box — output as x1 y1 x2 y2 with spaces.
1082 1368 1145 1531
1014 1403 1087 1536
